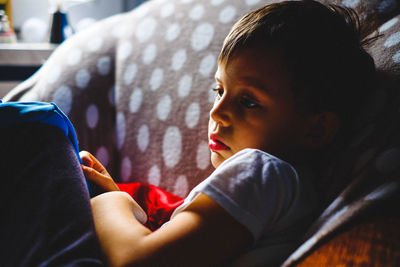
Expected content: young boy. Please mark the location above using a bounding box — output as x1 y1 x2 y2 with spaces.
83 1 376 266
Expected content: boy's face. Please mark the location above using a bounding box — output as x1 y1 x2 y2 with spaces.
208 48 311 168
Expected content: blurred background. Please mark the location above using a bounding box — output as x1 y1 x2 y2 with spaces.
0 0 148 96
3 0 148 42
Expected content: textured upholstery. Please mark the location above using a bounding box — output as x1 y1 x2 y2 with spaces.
4 0 400 264
4 0 400 202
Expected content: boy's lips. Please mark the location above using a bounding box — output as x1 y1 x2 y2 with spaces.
209 135 230 151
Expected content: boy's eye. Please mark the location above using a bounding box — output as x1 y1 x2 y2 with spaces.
240 97 260 109
212 87 224 99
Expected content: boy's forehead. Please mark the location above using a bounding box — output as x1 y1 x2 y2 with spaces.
215 48 293 95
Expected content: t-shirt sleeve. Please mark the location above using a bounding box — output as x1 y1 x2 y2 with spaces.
171 149 302 241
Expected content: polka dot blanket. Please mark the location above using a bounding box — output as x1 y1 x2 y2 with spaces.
4 1 400 259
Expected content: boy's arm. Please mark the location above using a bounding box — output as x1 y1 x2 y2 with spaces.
91 191 252 267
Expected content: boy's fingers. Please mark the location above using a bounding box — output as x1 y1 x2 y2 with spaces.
80 150 109 175
81 165 119 191
79 151 94 167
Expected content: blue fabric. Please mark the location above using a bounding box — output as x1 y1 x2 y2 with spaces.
0 99 97 195
0 100 81 163
1 121 104 266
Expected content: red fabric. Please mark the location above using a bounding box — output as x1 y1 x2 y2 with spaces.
117 183 184 231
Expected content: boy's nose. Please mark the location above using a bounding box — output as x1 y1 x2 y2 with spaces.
209 97 232 127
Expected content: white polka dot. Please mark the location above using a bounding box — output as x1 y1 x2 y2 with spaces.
109 85 116 106
171 49 187 71
211 0 225 6
124 63 138 85
97 56 111 75
375 147 400 173
142 43 157 64
199 54 216 77
379 17 399 33
96 146 109 167
163 126 182 167
342 0 360 8
148 165 161 186
86 104 99 129
137 124 150 152
245 0 260 5
384 31 400 47
393 50 400 63
157 95 172 121
209 82 217 103
129 88 143 113
219 6 236 24
173 175 189 197
112 24 127 38
134 4 150 18
67 49 82 66
378 0 398 14
189 4 205 21
136 17 157 43
160 3 175 18
185 102 200 128
196 141 210 170
116 112 126 150
47 65 61 84
75 69 91 89
118 41 133 61
52 85 72 115
121 157 132 182
166 23 181 42
191 23 214 51
87 37 103 52
178 74 192 98
150 68 164 91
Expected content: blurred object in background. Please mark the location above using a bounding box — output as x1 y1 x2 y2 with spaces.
21 17 47 42
0 9 17 43
123 0 148 11
0 0 12 29
12 0 149 43
48 0 73 44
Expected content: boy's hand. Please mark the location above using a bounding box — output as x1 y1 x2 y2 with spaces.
79 150 120 192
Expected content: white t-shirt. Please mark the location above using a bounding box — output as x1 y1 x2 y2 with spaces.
170 148 318 266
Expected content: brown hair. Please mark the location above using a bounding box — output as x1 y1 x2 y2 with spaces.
219 0 376 130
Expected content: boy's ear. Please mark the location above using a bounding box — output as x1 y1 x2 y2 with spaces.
302 112 341 149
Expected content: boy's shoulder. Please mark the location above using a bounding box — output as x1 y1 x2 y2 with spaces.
215 148 299 181
225 148 294 168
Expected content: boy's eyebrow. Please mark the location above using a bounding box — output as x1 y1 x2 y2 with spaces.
215 76 270 93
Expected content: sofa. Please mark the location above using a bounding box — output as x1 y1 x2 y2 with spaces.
4 0 400 265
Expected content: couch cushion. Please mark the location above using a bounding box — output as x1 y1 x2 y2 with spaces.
4 0 400 200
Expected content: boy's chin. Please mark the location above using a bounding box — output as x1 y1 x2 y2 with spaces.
210 151 228 169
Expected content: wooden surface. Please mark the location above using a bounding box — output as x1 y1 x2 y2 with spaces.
0 43 56 65
297 216 400 266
